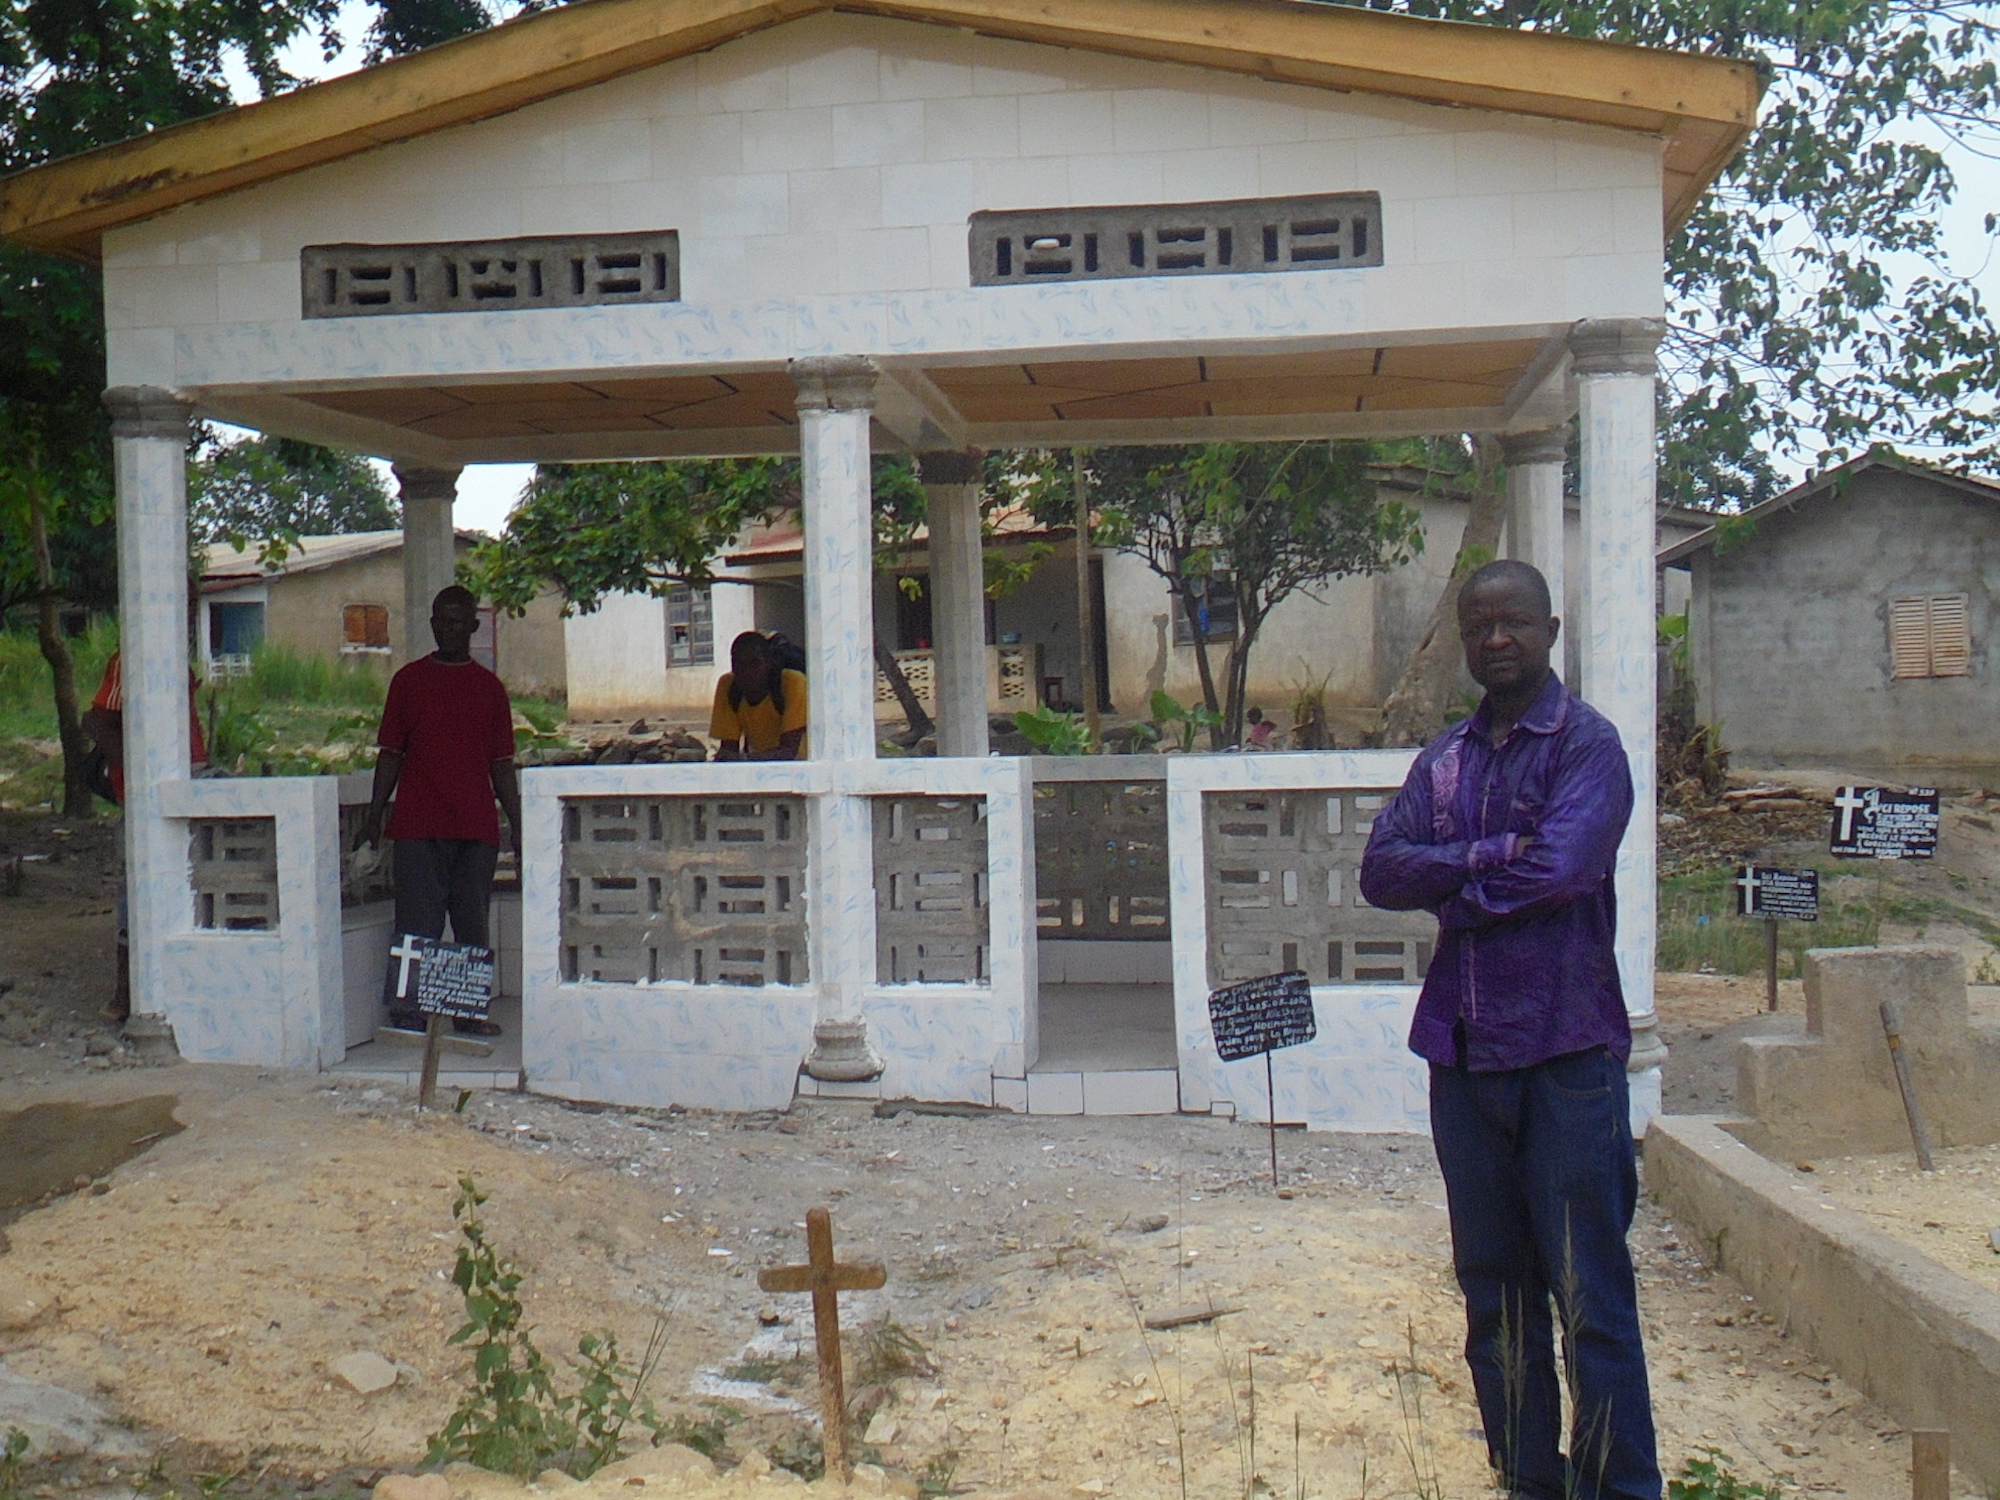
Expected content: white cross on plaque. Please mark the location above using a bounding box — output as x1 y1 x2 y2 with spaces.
389 934 425 1000
1736 866 1762 913
1834 786 1868 843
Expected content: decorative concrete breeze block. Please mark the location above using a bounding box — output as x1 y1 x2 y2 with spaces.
1737 945 2000 1156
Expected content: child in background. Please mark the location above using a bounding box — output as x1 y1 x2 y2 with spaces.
1245 706 1275 750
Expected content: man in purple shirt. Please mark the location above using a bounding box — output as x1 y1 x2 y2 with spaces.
1360 560 1655 1500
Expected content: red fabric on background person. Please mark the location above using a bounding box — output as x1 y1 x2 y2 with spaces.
91 652 210 803
376 654 515 844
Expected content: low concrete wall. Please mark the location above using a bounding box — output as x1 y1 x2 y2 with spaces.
1647 1114 2000 1491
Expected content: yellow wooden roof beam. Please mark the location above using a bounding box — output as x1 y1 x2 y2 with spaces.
0 0 1759 262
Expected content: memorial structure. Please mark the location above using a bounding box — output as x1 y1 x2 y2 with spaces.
0 0 1757 1128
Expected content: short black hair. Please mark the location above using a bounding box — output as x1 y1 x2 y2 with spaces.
1458 559 1552 617
431 584 479 611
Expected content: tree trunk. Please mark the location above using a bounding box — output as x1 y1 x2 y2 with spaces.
1221 604 1268 750
1072 452 1101 747
1375 441 1507 748
1178 586 1225 750
27 476 93 817
873 637 935 745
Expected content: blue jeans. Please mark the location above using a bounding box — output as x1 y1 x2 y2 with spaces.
1430 1048 1660 1500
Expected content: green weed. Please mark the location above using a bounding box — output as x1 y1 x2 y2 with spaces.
1668 1448 1784 1500
0 1429 27 1500
764 1429 825 1482
655 1402 741 1459
428 1176 666 1479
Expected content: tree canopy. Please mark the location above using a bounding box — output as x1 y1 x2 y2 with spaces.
190 432 399 559
1077 442 1424 746
1346 0 1999 506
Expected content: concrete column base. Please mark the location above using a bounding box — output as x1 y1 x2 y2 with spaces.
803 1019 883 1082
122 1013 180 1062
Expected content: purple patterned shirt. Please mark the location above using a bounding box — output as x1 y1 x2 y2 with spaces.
1359 673 1634 1072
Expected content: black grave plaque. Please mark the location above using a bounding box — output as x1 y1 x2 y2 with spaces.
1207 970 1317 1062
389 933 495 1021
1734 865 1819 922
1829 786 1940 860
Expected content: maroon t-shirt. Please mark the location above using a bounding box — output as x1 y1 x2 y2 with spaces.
377 655 515 844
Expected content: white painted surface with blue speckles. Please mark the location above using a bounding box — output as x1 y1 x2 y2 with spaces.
1167 751 1431 1133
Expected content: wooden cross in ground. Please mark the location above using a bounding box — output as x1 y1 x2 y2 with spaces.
757 1206 886 1478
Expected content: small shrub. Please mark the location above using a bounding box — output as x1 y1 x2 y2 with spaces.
851 1317 937 1388
428 1176 665 1479
1013 705 1091 755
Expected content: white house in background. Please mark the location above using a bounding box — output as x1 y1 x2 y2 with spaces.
2 0 1755 1125
569 476 1716 736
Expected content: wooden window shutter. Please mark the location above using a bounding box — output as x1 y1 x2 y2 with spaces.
1889 597 1931 678
344 604 389 649
1928 593 1971 676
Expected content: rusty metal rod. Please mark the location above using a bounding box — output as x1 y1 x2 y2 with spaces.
1879 999 1937 1172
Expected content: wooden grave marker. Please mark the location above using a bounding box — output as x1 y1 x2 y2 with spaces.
757 1206 886 1478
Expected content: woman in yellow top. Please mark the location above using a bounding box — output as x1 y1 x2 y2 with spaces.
709 632 809 760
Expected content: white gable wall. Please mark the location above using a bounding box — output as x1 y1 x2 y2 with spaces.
102 13 1664 403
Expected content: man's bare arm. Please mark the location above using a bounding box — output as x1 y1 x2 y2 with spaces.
358 749 403 848
755 727 807 761
490 757 522 858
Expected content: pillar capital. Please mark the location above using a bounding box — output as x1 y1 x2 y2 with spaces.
790 356 880 413
916 449 984 486
102 386 193 441
1567 318 1665 378
392 464 463 503
1499 429 1567 467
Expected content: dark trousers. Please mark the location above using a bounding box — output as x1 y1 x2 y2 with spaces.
1429 1047 1660 1500
382 838 497 1022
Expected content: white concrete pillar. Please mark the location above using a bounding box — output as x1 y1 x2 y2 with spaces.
394 465 461 665
105 386 196 1054
1569 318 1667 1128
920 450 988 758
1501 429 1567 680
791 356 883 1083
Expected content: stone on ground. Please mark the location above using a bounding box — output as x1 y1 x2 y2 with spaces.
330 1350 399 1394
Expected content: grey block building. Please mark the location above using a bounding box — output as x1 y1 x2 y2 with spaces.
1660 454 2000 776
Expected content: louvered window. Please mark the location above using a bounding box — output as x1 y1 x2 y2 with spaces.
1889 593 1971 679
666 586 714 668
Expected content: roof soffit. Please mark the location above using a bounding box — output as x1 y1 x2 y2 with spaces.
3 0 1758 262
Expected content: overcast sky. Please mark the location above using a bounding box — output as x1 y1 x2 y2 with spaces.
223 2 2000 535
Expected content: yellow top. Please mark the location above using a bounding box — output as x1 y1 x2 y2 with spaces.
709 669 809 757
0 0 1759 261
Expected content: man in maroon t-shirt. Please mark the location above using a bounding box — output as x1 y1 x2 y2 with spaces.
358 585 522 1035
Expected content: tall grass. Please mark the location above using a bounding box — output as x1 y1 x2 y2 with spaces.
234 645 389 710
1657 864 1879 976
0 620 121 740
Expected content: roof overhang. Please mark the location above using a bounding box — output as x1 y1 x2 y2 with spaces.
1656 453 2000 568
2 0 1759 264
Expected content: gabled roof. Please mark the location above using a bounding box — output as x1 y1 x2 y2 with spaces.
1657 452 2000 568
200 528 484 584
2 0 1759 263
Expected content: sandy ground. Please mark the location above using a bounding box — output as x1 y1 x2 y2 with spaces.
2 808 1996 1497
0 1059 1984 1500
1803 1142 2000 1296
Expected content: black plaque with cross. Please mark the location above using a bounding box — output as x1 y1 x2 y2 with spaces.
1830 786 1940 859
